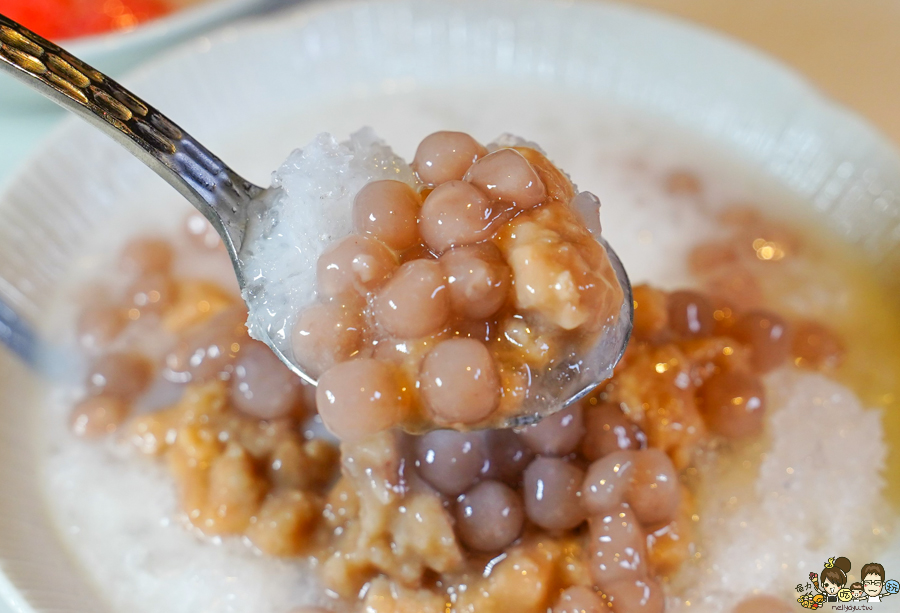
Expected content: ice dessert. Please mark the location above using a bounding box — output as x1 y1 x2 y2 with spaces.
239 131 628 436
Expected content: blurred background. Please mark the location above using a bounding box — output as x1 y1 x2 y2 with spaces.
1 0 898 189
627 0 900 146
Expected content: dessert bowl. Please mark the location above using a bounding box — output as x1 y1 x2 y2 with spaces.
0 0 897 611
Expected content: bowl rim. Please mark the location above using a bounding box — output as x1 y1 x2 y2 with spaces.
19 0 900 196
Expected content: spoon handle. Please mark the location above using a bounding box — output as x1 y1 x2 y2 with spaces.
0 13 259 261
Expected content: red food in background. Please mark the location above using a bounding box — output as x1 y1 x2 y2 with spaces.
1 0 172 40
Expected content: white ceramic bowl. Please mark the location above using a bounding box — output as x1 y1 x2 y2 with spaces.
0 0 898 611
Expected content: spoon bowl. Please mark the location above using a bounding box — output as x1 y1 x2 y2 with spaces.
0 11 632 427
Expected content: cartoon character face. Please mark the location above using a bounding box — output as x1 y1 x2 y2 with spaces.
852 588 864 599
864 573 884 596
822 578 839 595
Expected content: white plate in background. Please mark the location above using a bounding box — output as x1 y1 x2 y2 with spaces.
0 0 285 107
0 0 898 611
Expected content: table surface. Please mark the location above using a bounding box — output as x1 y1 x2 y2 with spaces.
624 0 900 147
0 1 897 610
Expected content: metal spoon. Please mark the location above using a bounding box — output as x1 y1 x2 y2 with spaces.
0 13 633 427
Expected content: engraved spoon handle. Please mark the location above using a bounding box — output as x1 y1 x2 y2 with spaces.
0 13 260 269
0 13 316 386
